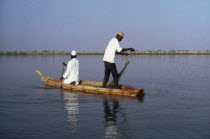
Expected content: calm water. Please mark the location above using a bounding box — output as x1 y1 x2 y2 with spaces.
0 55 210 139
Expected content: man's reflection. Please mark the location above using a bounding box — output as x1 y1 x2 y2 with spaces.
62 91 79 133
103 97 121 139
103 96 144 138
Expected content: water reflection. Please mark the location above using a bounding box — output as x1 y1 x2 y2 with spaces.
61 91 79 133
103 97 128 139
104 98 119 138
103 96 144 139
60 89 144 137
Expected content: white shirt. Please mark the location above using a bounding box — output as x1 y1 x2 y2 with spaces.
63 58 79 85
103 38 123 63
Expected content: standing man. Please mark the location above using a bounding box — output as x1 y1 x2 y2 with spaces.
102 32 135 89
61 50 80 85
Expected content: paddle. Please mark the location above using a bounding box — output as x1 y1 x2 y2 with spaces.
60 62 65 88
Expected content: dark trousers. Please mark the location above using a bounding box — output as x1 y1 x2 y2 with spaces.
102 61 118 88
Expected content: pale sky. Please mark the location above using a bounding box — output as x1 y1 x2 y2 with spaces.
0 0 210 51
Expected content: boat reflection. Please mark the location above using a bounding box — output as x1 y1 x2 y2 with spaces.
61 91 79 133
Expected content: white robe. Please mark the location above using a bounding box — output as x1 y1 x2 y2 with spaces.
63 58 79 85
103 38 122 63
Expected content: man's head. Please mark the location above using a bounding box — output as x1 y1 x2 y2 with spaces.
71 50 77 59
116 32 124 42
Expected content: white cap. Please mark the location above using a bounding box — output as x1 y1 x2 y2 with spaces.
71 50 76 56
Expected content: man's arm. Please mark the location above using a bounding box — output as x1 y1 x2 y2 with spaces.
121 48 135 52
116 48 135 55
60 61 71 79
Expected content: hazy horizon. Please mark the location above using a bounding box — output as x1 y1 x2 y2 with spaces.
1 49 210 52
1 0 210 51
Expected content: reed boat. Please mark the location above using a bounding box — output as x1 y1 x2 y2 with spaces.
36 70 144 97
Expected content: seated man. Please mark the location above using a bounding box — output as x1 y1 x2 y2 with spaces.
61 50 79 85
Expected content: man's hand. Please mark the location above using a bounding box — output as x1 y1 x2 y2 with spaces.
124 53 129 56
130 48 135 51
62 62 67 66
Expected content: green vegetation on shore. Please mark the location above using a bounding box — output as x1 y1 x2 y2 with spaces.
0 50 210 55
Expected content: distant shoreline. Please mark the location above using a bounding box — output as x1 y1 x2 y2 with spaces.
0 50 210 55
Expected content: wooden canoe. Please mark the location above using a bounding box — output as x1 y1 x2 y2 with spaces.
36 70 144 97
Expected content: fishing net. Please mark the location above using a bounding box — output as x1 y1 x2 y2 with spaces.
109 57 130 85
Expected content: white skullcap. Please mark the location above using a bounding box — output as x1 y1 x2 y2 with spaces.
71 50 76 56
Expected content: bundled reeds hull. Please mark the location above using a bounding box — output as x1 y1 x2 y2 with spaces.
36 70 144 97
